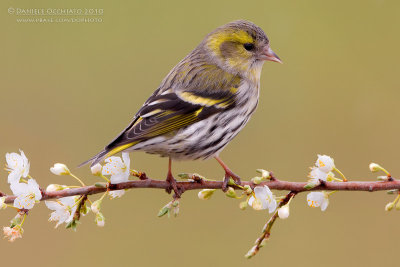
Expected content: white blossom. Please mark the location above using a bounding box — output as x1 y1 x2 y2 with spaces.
248 185 277 213
45 196 78 227
108 190 125 199
50 163 70 176
91 163 102 176
316 155 335 173
102 152 130 184
307 192 329 211
3 226 23 242
5 150 30 184
278 205 290 219
10 179 42 209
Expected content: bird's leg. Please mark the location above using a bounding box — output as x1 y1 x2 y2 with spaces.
215 156 241 191
166 158 181 197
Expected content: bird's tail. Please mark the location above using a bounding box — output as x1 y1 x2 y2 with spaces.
78 149 109 168
78 142 138 168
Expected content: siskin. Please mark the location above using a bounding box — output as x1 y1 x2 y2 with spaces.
81 20 281 195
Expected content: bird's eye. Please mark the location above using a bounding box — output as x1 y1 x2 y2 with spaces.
243 43 255 51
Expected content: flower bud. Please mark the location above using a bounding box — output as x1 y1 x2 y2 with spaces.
0 197 7 209
385 202 394 211
243 185 252 195
198 189 216 200
192 173 206 180
95 212 105 227
245 246 257 259
46 184 67 192
81 203 90 215
50 163 70 175
239 201 248 210
256 169 271 179
91 199 102 214
251 176 263 185
225 187 237 198
278 205 290 219
369 163 381 173
90 163 102 176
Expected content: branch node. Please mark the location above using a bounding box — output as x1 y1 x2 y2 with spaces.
269 172 277 181
139 172 148 180
369 185 374 192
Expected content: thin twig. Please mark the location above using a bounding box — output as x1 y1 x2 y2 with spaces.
246 191 297 258
2 175 399 204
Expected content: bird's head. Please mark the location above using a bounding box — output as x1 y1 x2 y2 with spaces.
203 20 281 81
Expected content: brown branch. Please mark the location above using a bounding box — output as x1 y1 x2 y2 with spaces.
2 175 400 204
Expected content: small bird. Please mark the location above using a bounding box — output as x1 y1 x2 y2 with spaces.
81 20 281 195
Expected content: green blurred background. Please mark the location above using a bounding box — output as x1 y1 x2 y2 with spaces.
1 0 400 266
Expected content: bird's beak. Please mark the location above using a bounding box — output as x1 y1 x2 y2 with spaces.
260 46 282 64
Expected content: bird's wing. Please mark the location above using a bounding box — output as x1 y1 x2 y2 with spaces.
103 85 238 154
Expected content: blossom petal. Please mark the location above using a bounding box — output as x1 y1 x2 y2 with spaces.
108 190 125 199
20 150 30 177
122 152 130 169
27 179 42 201
254 186 268 199
307 192 329 211
102 156 125 176
309 167 328 181
10 182 29 196
248 196 255 206
8 170 21 184
45 201 60 211
110 172 129 184
14 194 35 209
59 196 76 207
268 198 277 213
6 152 23 171
316 155 335 173
321 198 329 211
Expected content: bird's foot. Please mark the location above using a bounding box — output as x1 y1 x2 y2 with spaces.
166 173 181 198
222 170 242 192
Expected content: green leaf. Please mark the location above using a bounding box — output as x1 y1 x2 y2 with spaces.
157 206 169 217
